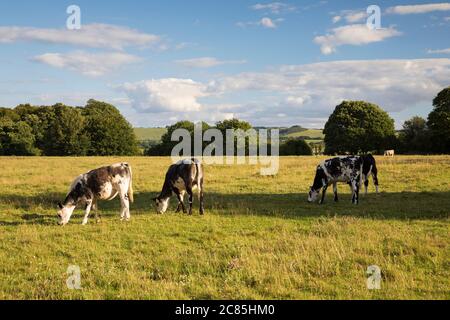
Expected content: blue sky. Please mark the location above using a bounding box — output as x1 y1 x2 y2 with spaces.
0 1 449 128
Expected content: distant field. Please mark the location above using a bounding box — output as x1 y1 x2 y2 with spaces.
0 156 448 299
134 127 167 142
286 129 325 139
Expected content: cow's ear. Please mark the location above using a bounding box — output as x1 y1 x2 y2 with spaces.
58 202 63 209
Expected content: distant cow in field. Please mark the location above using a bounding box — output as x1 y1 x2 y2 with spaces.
384 150 395 157
308 156 364 205
57 163 133 225
153 158 204 215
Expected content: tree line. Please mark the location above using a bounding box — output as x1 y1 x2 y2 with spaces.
1 87 448 156
0 100 139 156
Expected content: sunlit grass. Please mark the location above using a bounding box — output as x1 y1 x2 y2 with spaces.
0 156 448 299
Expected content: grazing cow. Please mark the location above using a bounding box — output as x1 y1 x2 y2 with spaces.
57 163 133 225
384 150 395 157
308 156 364 205
154 158 204 215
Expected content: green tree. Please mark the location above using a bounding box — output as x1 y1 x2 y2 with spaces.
280 138 313 155
427 87 450 153
399 116 429 154
40 104 90 156
147 121 210 156
216 118 253 156
0 117 39 155
83 100 139 156
323 100 396 154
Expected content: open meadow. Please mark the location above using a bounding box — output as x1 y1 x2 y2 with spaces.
0 156 449 299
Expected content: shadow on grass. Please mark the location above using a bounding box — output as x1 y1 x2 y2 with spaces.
0 190 448 226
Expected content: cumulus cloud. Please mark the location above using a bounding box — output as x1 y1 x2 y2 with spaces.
332 10 367 24
175 57 246 68
0 24 161 50
118 79 208 112
32 51 142 77
428 48 450 54
387 3 450 15
118 59 450 127
314 24 402 54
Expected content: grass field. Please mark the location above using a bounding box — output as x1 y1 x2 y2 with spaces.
133 127 167 142
0 156 449 300
286 129 324 139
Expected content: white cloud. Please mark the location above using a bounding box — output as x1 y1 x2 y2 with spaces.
0 24 161 50
251 2 296 14
314 24 402 54
118 59 450 127
175 57 246 68
332 16 342 23
344 11 367 23
118 79 208 112
32 51 142 77
237 17 283 28
387 3 450 14
428 48 450 54
260 17 277 28
332 9 367 24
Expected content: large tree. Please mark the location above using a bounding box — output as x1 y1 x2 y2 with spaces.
399 116 429 154
0 117 38 156
147 121 210 156
427 87 450 153
40 104 90 156
323 101 396 154
83 100 139 156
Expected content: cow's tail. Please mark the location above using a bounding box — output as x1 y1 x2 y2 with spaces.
125 163 134 203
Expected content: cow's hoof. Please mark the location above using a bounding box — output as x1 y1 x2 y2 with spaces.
82 220 88 225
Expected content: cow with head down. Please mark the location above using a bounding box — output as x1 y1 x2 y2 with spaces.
308 156 364 205
57 163 133 225
153 158 204 215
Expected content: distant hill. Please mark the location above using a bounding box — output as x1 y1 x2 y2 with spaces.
134 127 167 142
134 126 324 143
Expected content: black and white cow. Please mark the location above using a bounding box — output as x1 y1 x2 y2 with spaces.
57 163 133 225
153 158 204 215
308 156 364 205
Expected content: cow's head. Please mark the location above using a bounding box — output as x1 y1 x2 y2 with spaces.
308 187 320 203
153 196 169 214
57 202 76 225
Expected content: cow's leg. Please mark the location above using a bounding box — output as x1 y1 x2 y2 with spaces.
175 190 187 213
364 177 369 195
92 199 101 223
186 185 194 215
118 183 131 221
82 200 93 225
198 181 204 215
319 185 328 204
351 179 360 205
372 169 379 194
333 182 338 202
